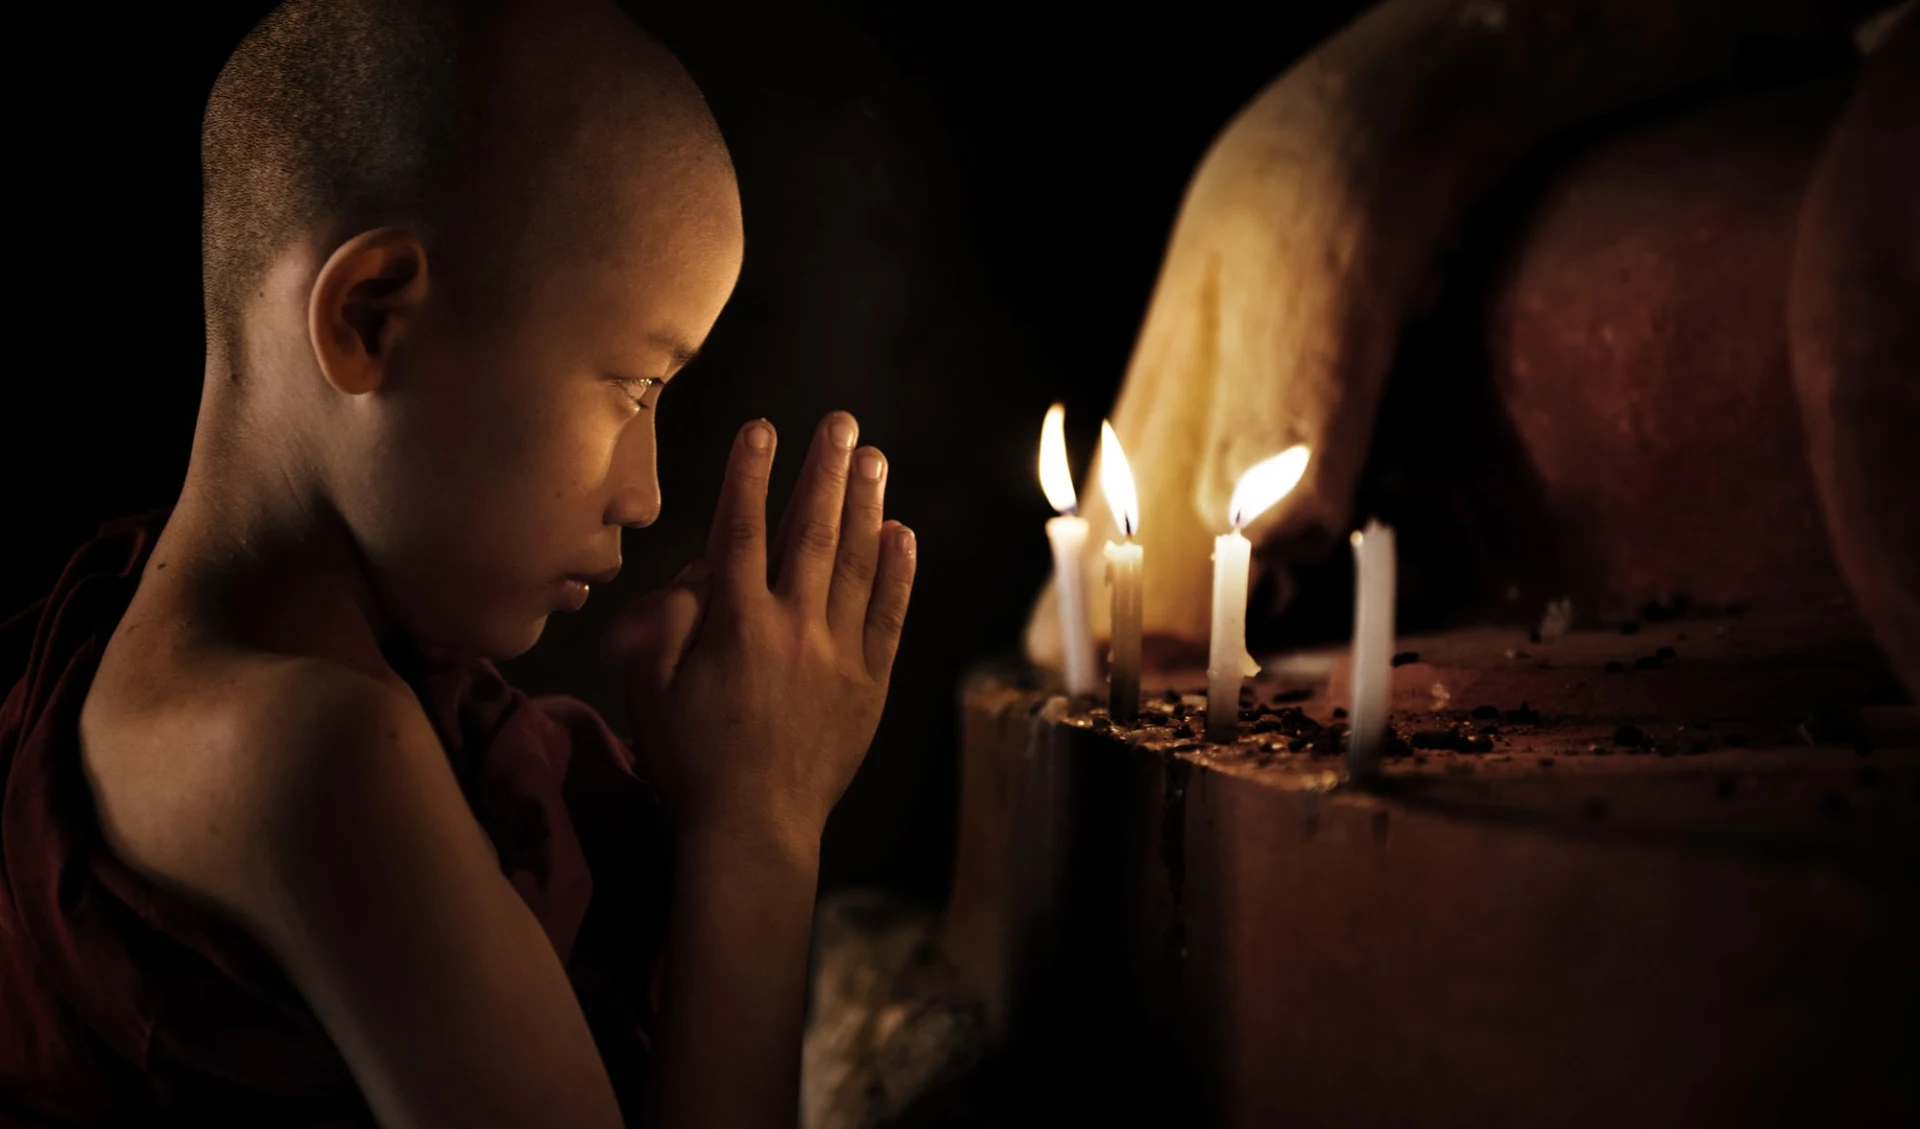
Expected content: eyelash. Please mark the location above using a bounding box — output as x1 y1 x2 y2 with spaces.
616 377 662 411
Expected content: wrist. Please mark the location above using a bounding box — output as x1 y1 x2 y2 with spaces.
672 804 824 871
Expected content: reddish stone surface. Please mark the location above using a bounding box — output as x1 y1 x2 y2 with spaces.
1789 19 1920 702
1484 79 1853 617
1319 604 1905 724
956 40 1920 1129
944 665 1920 1128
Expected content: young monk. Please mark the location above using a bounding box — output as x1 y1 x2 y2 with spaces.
0 0 915 1126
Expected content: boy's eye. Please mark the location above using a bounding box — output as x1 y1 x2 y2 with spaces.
614 376 663 411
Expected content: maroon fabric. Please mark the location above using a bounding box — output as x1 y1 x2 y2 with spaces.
0 513 669 1126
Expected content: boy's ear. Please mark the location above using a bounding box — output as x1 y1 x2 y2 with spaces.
308 228 431 396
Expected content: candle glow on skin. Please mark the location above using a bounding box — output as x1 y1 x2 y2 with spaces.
1206 447 1311 743
1039 404 1100 698
1347 520 1397 778
1100 421 1143 722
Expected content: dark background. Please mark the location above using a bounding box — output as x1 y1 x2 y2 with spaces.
5 0 1361 903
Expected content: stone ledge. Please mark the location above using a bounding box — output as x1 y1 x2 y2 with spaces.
941 629 1919 1127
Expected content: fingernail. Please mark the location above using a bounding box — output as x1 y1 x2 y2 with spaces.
744 421 773 452
829 415 857 450
894 526 916 555
856 450 885 481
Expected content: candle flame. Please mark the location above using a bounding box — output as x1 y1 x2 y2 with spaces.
1100 420 1140 537
1228 446 1311 529
1038 403 1078 514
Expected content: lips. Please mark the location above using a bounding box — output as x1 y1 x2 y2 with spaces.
556 563 620 613
558 577 593 612
572 563 623 586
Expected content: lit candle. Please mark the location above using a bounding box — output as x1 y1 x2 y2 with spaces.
1100 421 1142 722
1206 447 1311 743
1346 520 1397 778
1038 404 1099 698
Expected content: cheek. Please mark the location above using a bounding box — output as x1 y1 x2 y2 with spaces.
375 323 632 578
379 389 614 570
460 401 622 534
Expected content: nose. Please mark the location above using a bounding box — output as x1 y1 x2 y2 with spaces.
606 479 661 529
605 422 662 529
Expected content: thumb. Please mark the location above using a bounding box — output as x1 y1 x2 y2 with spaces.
671 557 713 589
608 560 713 678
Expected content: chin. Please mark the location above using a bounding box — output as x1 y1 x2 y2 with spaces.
377 569 553 663
479 614 550 662
408 608 549 663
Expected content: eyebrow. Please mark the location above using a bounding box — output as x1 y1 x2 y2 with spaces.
650 333 702 372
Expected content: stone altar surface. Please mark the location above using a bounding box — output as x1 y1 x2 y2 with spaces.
941 608 1918 1128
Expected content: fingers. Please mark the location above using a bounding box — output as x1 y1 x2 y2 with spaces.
707 420 775 598
772 412 858 609
826 446 887 643
863 521 916 678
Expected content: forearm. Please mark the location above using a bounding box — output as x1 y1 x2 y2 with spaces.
617 409 916 1125
641 817 822 1129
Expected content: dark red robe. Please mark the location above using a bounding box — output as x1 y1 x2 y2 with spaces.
0 513 669 1126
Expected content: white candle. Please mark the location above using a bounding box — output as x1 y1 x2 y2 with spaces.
1100 421 1142 722
1206 447 1310 743
1038 405 1099 697
1347 520 1397 777
1206 530 1258 742
1106 540 1143 722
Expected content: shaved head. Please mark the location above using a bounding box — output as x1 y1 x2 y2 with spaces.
201 0 732 356
189 0 742 657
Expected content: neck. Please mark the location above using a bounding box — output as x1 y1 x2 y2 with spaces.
155 351 394 672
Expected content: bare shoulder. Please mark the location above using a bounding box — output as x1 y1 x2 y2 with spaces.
84 648 627 1127
84 649 452 925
